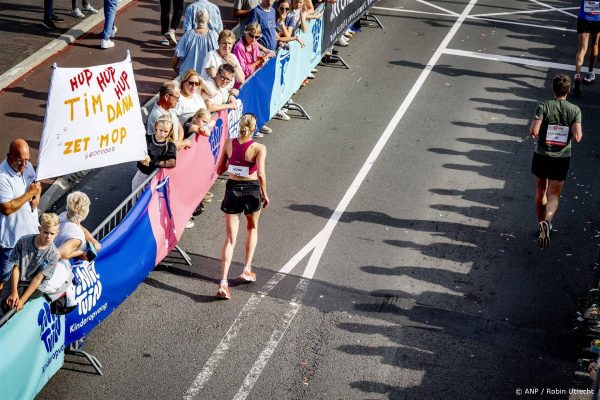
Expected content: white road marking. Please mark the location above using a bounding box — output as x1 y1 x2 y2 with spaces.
371 6 455 18
470 6 578 18
529 0 578 18
443 48 599 73
416 0 459 16
466 15 576 32
226 1 481 399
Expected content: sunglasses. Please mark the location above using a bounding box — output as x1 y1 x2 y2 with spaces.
187 81 200 86
279 6 289 10
249 34 261 39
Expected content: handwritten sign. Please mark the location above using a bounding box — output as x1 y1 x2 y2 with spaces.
37 55 147 180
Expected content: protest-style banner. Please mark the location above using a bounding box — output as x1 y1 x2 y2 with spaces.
37 54 147 180
322 0 378 50
0 298 65 400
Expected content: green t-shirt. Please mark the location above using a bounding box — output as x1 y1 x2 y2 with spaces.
534 99 581 158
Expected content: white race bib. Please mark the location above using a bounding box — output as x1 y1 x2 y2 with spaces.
228 164 250 177
585 1 600 14
545 124 569 146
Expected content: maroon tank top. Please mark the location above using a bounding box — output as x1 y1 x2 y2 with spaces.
230 138 257 175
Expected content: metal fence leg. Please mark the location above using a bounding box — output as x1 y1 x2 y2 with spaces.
175 245 193 266
320 54 351 70
361 12 385 29
66 339 104 376
285 100 311 120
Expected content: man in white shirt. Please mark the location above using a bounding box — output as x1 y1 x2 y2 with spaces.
0 140 41 291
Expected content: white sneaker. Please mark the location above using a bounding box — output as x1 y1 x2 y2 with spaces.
584 71 596 83
336 36 349 47
185 219 195 229
259 125 272 134
273 109 290 120
111 25 117 38
82 4 99 13
100 39 115 49
307 73 315 79
165 30 177 46
70 8 85 18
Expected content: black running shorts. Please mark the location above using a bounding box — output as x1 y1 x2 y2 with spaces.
220 180 262 215
577 18 600 34
531 152 571 181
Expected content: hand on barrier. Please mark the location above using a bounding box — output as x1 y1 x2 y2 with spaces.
295 36 305 48
6 291 19 309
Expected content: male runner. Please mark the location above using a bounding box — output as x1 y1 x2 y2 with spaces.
530 74 583 249
574 0 600 96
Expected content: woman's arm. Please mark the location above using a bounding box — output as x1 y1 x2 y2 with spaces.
255 145 269 208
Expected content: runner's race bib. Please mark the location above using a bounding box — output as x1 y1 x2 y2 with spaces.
228 164 250 177
545 124 569 147
585 1 600 14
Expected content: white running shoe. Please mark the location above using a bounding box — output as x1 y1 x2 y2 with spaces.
70 8 85 18
185 219 195 229
82 4 99 13
100 39 115 49
584 71 596 83
273 109 290 120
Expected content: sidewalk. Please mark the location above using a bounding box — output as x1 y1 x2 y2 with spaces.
0 0 236 209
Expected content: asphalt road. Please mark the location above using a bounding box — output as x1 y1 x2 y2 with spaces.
35 1 600 399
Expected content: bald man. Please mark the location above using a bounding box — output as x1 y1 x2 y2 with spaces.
0 140 41 291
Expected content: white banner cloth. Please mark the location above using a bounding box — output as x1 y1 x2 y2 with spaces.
37 54 146 180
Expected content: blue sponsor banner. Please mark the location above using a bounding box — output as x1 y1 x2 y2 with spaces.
237 57 277 131
65 185 157 345
269 17 323 116
0 298 64 400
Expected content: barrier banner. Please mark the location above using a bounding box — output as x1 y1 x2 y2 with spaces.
0 298 64 400
322 0 377 49
65 186 157 345
151 107 234 262
237 58 277 132
37 55 147 180
269 17 323 116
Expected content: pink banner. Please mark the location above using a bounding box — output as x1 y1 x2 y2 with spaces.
147 106 241 264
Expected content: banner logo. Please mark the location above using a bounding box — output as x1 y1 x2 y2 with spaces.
74 261 102 316
210 118 224 164
38 302 60 353
227 99 243 139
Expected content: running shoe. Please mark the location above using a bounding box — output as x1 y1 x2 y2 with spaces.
70 8 85 18
193 202 205 216
574 74 582 97
216 285 231 300
273 109 290 120
537 220 550 249
336 36 349 47
50 14 64 21
185 219 195 229
202 192 212 203
43 19 58 29
307 73 315 79
82 4 99 13
161 39 170 46
584 72 596 84
239 269 257 283
253 131 264 138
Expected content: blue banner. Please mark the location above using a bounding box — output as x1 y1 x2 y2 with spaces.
269 17 323 116
236 56 277 131
65 185 157 345
0 298 64 400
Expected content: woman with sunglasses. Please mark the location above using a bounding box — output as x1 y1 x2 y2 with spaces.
174 69 216 125
200 30 246 93
172 9 218 76
275 1 304 48
215 113 269 300
232 23 275 79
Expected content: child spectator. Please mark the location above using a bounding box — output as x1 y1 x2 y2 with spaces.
275 0 304 48
132 115 178 192
184 108 215 138
286 0 308 32
2 213 60 313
